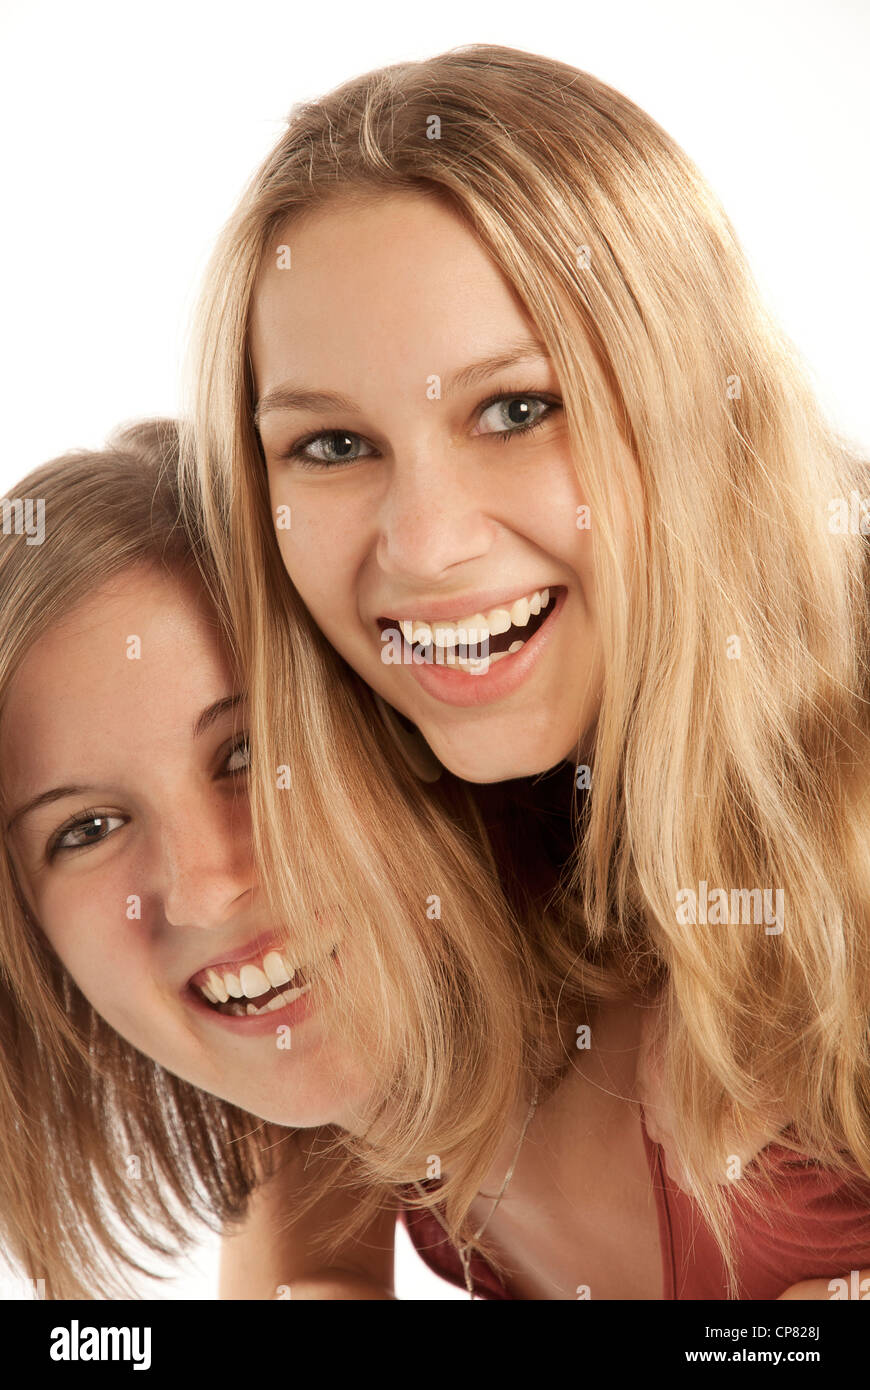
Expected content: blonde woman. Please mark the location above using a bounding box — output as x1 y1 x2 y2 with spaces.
183 44 870 1299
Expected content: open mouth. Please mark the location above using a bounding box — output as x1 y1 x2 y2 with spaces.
377 585 563 670
188 944 339 1018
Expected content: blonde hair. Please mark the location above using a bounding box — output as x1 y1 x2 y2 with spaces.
0 420 285 1298
181 43 870 1291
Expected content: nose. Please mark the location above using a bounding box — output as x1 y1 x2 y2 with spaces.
375 446 496 583
158 789 255 931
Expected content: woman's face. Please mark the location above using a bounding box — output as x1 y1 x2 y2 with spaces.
251 191 637 782
1 564 374 1130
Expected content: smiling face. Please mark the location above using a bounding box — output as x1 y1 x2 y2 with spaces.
0 564 374 1130
250 191 637 782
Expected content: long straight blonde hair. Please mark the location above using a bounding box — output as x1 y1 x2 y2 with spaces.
181 43 870 1289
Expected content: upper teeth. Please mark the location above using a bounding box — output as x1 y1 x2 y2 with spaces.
196 944 336 1006
397 588 550 649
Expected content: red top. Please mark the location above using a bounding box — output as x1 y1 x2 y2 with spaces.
399 1108 870 1299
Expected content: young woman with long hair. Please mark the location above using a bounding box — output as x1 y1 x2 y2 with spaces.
181 43 870 1299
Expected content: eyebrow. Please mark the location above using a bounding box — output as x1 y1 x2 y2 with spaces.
4 785 98 833
4 694 246 832
253 338 551 428
192 693 245 738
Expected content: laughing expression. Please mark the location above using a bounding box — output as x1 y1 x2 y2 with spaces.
251 191 638 782
1 564 374 1131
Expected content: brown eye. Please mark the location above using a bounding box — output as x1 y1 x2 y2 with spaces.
50 812 125 857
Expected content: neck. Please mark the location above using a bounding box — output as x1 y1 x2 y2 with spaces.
471 756 582 909
468 992 650 1221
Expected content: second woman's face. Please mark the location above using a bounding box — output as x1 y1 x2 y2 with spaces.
1 565 375 1132
250 192 637 783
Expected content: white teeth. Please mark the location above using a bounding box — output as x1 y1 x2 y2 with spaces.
433 621 490 648
431 622 456 648
508 640 525 654
443 652 489 673
239 963 271 999
510 596 530 627
206 969 229 1003
196 942 338 1007
397 588 552 649
263 951 293 988
238 984 313 1018
488 608 512 637
266 984 310 1012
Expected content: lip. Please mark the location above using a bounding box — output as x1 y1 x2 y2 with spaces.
184 950 341 1034
184 977 319 1034
388 585 568 708
186 925 338 992
187 931 288 985
375 583 562 626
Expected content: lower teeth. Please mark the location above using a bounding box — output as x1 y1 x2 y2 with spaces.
222 983 312 1017
426 593 557 669
439 641 525 673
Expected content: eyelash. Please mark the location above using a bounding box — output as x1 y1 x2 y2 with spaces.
46 735 251 860
275 389 562 470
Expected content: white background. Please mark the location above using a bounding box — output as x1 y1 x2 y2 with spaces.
0 0 867 1298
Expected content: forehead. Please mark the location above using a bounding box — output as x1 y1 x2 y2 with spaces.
0 566 229 791
249 191 534 384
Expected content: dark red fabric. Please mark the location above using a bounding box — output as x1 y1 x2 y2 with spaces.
399 1109 870 1299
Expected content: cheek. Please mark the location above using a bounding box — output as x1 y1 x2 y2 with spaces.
500 445 591 556
36 877 151 1025
267 484 329 616
270 497 362 624
275 529 349 637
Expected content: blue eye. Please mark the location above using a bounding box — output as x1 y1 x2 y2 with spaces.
225 736 251 775
285 431 374 467
475 393 554 441
274 390 561 470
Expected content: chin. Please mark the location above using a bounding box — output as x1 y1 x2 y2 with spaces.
430 733 575 784
237 1090 363 1131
